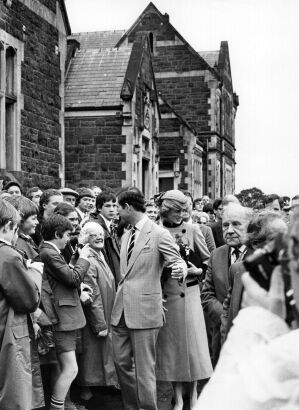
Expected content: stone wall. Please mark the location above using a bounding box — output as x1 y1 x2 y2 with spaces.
65 115 126 190
1 0 63 189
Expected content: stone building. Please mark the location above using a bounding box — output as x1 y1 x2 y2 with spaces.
0 0 70 189
65 32 160 197
115 2 239 199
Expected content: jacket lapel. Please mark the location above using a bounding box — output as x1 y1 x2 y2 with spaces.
125 220 152 273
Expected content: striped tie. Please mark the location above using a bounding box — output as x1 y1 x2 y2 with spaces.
127 226 136 264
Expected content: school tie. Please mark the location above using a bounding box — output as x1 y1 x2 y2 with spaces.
127 226 136 264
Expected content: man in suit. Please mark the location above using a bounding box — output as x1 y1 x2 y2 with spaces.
201 203 251 365
111 188 187 410
209 198 225 248
220 210 288 343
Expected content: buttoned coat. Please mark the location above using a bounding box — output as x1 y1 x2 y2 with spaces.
111 219 184 329
39 243 89 331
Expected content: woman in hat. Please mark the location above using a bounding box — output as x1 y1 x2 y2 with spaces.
155 190 213 410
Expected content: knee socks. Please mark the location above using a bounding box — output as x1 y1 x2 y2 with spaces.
50 395 64 409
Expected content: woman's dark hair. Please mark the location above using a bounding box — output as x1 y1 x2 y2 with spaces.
117 187 146 212
39 189 62 216
96 192 116 210
5 196 38 222
41 214 73 240
54 202 76 217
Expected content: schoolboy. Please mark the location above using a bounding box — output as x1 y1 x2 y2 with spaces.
39 214 91 410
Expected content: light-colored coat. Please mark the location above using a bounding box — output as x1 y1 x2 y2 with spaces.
111 219 184 329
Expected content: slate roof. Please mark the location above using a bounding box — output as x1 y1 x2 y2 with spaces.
65 46 132 108
198 51 219 68
69 30 126 50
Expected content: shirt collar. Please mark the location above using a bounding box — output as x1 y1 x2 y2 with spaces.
230 244 247 255
101 214 112 230
43 241 61 254
134 214 149 231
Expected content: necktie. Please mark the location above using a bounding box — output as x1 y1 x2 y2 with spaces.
127 226 136 264
231 247 240 264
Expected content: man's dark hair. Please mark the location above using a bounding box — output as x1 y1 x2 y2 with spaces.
39 189 62 216
117 187 146 212
213 198 223 211
54 202 76 217
203 203 214 214
96 192 116 210
5 196 38 222
263 194 283 209
41 214 73 240
26 187 41 200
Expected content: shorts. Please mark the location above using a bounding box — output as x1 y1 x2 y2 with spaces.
53 330 78 355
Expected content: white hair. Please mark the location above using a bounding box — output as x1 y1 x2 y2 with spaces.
78 222 104 245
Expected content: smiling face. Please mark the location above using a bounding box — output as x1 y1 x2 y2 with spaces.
21 214 39 236
87 225 105 251
7 185 21 197
78 196 94 213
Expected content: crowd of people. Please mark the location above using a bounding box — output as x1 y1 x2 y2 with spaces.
0 179 299 410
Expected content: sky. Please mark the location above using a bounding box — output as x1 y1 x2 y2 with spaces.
64 0 299 197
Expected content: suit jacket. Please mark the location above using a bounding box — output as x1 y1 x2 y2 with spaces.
199 224 216 254
201 244 231 364
111 218 185 329
220 262 244 344
39 243 89 331
209 220 225 248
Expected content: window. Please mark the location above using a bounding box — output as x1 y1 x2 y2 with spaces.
0 31 23 171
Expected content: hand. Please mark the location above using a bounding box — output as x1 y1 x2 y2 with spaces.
241 266 286 319
33 323 41 339
171 263 187 281
80 290 92 305
97 329 108 338
79 244 91 260
187 262 202 277
80 282 93 295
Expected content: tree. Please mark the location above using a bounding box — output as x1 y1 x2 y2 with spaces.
236 187 265 208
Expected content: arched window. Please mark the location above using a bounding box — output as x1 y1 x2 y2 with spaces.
5 46 15 96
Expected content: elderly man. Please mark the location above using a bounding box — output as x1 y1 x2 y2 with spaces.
201 203 251 365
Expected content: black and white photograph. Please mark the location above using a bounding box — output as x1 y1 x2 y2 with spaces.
0 0 299 409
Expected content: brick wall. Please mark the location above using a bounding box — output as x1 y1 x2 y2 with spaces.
65 116 126 190
1 0 62 189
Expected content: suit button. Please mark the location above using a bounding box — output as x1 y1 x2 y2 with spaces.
180 293 185 298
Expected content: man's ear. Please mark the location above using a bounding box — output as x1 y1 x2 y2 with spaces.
54 231 62 240
2 221 12 233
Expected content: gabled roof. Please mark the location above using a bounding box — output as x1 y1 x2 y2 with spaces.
58 0 71 35
65 46 132 109
198 51 219 69
115 2 218 78
158 95 197 135
68 30 126 50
